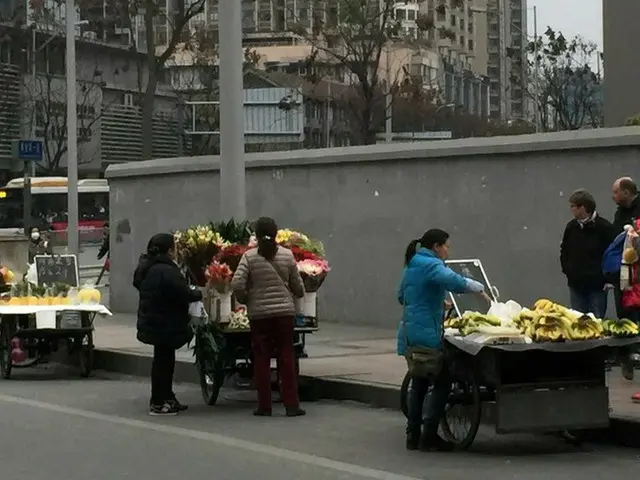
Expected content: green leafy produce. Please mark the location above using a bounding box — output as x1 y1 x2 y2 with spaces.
210 219 253 244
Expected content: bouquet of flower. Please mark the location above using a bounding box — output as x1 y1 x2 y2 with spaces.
205 260 234 294
297 258 330 292
175 225 226 286
215 244 249 273
277 229 325 257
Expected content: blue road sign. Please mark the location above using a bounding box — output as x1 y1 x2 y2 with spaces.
17 140 43 162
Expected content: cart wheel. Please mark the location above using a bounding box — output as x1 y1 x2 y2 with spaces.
198 360 225 406
400 371 411 418
440 372 481 450
0 323 12 380
79 332 94 378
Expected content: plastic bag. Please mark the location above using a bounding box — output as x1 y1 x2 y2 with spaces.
189 301 208 325
25 263 37 285
620 225 638 290
487 300 522 326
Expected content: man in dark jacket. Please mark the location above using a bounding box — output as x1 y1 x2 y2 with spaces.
133 233 202 416
560 189 616 318
613 177 640 233
611 178 640 382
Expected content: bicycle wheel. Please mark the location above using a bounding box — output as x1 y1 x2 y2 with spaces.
439 370 481 450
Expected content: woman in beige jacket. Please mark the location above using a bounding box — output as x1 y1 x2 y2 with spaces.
231 217 306 417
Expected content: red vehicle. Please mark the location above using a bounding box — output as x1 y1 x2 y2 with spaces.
0 177 108 243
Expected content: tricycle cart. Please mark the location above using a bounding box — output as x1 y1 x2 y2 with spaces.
196 318 318 406
400 335 640 450
0 304 111 379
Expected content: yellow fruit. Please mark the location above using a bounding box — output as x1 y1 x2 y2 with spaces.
623 247 639 264
78 287 101 304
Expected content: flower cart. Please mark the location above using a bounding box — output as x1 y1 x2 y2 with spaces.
175 222 328 406
0 281 110 379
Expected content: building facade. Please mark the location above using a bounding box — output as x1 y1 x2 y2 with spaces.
603 0 640 127
0 29 182 179
485 0 527 122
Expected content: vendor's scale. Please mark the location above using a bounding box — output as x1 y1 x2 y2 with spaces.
446 259 500 316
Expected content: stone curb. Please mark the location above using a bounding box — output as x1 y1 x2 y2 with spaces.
92 348 640 448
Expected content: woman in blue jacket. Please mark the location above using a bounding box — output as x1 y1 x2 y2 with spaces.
397 229 485 451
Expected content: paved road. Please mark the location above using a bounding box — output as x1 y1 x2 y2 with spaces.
1 368 639 480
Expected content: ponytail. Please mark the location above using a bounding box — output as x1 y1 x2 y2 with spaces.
257 235 277 261
404 239 420 266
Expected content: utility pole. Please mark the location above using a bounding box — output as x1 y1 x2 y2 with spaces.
218 0 246 220
66 0 79 255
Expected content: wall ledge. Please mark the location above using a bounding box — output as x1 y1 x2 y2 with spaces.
105 127 640 179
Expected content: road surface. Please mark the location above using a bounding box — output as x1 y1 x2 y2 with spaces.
0 367 638 480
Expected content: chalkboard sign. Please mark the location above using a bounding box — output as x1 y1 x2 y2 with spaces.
34 254 79 287
445 259 497 317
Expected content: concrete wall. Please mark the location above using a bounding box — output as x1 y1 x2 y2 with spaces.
105 127 640 328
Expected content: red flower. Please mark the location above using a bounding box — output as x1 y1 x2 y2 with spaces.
290 246 319 262
215 244 249 272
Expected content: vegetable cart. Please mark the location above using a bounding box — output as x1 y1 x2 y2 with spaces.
0 304 111 379
194 316 318 406
400 335 640 449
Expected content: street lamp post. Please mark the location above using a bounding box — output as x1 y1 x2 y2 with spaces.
66 0 79 255
218 0 246 221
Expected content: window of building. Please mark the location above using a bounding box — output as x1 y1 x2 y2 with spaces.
468 39 474 50
395 8 406 20
450 14 456 26
468 21 473 33
407 9 416 20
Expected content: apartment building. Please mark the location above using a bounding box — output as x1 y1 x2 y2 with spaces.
485 0 527 122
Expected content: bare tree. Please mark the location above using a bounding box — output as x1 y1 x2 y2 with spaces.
22 39 110 174
291 0 432 145
519 27 603 131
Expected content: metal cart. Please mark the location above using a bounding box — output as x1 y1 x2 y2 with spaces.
0 304 111 379
196 318 318 406
400 335 640 449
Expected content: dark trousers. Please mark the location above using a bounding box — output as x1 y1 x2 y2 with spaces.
151 344 176 405
407 361 451 433
250 316 299 411
569 287 607 318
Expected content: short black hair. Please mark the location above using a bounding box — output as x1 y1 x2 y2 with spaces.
619 178 638 195
569 189 596 214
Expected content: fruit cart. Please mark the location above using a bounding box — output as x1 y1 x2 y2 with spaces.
0 303 111 379
194 309 318 406
399 295 640 450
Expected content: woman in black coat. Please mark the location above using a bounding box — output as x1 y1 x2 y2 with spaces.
133 233 202 416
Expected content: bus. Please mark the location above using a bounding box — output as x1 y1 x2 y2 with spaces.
0 177 109 241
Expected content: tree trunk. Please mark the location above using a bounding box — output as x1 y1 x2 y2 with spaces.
141 0 158 160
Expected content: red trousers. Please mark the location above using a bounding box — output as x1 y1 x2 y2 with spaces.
250 315 299 411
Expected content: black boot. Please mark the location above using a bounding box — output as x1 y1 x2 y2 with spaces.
419 422 454 452
406 427 420 450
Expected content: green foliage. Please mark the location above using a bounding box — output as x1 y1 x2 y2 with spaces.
191 322 226 372
210 219 253 244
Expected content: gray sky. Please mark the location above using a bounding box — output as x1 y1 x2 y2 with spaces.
529 0 602 46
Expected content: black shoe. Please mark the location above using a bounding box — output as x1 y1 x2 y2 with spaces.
169 398 188 412
285 408 306 417
149 403 179 416
419 433 455 452
253 409 272 417
406 430 420 451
